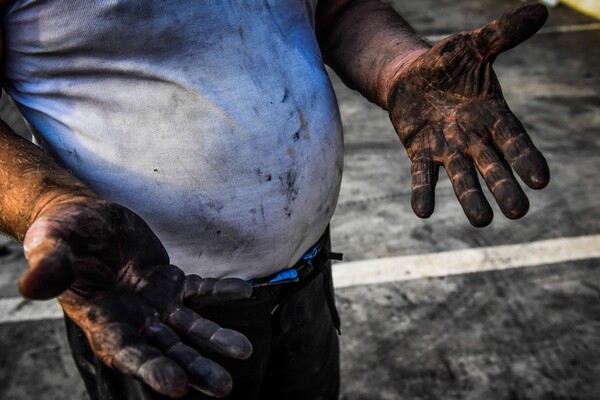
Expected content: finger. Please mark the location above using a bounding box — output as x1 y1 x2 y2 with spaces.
20 221 75 299
166 306 252 360
410 157 439 219
145 322 233 398
183 276 253 309
470 143 529 219
477 4 548 57
444 152 493 227
92 322 188 398
492 115 550 189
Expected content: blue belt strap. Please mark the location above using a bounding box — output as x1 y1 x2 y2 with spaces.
248 243 323 288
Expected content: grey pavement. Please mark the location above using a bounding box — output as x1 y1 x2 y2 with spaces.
1 1 600 399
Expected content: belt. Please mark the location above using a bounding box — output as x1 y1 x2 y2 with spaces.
247 243 343 288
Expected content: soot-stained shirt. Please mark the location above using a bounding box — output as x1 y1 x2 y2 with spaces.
2 0 344 279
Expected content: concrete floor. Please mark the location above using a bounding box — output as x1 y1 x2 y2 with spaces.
1 1 600 399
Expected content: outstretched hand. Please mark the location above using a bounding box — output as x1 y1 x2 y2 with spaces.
19 195 252 398
387 4 550 226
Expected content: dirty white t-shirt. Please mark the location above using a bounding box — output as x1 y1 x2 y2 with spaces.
2 0 343 279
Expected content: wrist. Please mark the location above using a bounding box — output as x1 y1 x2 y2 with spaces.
29 185 99 226
377 48 429 109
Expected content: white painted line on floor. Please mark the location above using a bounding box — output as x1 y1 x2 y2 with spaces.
1 234 599 323
541 22 600 34
0 297 63 323
425 22 600 42
333 234 600 288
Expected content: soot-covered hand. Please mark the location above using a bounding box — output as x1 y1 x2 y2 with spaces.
20 195 252 398
387 4 550 226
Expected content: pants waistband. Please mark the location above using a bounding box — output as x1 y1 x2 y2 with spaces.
247 233 343 288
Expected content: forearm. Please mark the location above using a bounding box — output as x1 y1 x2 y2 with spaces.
0 121 95 240
316 0 430 109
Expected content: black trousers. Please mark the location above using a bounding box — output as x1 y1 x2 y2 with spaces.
66 232 341 400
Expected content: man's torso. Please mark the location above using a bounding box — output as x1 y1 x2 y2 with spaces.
2 0 344 278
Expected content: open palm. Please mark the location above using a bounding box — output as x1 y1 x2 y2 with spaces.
388 4 550 226
20 196 252 398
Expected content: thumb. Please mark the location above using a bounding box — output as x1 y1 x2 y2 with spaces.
477 3 548 57
19 220 75 299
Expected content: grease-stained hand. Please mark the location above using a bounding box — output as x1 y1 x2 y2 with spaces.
387 4 550 227
19 195 253 398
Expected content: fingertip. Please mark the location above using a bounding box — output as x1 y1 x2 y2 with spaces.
411 188 435 219
517 3 549 18
184 277 253 310
527 3 550 23
469 211 493 228
138 358 189 398
483 3 549 55
217 278 253 300
237 340 253 360
463 196 494 228
493 183 530 220
513 151 550 190
501 195 530 220
529 175 549 190
213 380 234 399
523 4 548 28
412 197 434 219
212 328 253 360
526 166 550 190
189 358 234 398
502 3 549 34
